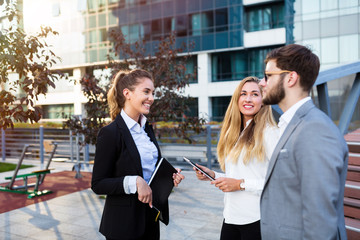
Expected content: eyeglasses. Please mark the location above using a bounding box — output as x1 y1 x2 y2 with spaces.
264 70 292 82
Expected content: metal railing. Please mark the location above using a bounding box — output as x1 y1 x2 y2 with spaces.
0 126 220 170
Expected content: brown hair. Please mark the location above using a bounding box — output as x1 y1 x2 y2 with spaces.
265 44 320 92
217 76 276 171
107 69 153 120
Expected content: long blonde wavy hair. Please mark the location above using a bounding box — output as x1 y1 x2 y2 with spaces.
107 69 154 120
217 76 276 171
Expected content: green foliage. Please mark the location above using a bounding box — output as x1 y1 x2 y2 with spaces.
0 2 62 130
64 75 110 144
66 30 206 144
0 162 34 173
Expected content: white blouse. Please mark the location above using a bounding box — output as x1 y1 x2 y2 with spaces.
214 123 279 225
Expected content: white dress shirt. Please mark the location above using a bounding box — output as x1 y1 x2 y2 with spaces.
278 97 311 137
214 121 279 225
121 110 158 194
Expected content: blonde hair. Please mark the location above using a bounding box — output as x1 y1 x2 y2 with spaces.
107 69 153 120
217 76 276 171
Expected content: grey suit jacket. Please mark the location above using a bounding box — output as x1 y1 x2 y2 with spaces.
260 101 348 240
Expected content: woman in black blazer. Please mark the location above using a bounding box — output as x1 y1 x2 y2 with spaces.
91 69 184 240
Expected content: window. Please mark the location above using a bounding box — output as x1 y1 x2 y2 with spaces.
87 0 96 11
245 3 285 32
190 11 214 35
163 17 173 37
173 15 188 37
184 98 198 117
42 104 74 119
89 15 96 28
212 47 277 82
185 56 198 84
211 97 231 122
151 19 162 40
212 51 247 82
215 8 228 32
141 21 151 40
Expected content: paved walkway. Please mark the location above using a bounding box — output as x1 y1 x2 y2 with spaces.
0 159 224 240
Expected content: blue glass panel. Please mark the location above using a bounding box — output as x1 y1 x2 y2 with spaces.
151 3 162 18
118 8 128 25
144 41 152 56
162 1 174 17
229 5 242 29
175 0 186 14
215 0 227 8
139 5 150 21
201 0 213 10
152 40 160 54
211 97 231 122
128 7 138 23
187 0 200 13
229 0 241 5
201 34 214 51
215 8 228 32
190 36 201 51
230 30 242 47
176 36 189 51
215 32 228 49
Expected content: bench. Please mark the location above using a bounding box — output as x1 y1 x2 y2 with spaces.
0 140 57 199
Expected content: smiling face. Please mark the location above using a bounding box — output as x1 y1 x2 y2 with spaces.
238 81 262 123
123 77 155 122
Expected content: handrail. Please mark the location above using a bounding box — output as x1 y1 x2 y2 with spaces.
315 61 360 86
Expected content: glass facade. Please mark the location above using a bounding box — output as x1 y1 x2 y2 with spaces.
83 0 243 62
294 0 360 127
245 3 285 32
42 104 74 119
185 97 199 117
211 47 278 82
211 96 231 122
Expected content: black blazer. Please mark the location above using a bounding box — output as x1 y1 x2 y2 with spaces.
91 114 168 239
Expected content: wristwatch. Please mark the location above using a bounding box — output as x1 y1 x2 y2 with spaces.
240 180 245 191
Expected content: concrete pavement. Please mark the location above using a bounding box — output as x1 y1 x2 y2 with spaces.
0 159 224 240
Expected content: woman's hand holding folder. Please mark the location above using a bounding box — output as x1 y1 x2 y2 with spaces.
136 176 153 207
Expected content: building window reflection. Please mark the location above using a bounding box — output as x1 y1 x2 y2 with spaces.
212 47 277 82
245 3 284 32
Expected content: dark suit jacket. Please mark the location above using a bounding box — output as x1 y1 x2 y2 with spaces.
91 114 168 239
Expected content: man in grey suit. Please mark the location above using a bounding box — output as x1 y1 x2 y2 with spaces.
259 44 348 240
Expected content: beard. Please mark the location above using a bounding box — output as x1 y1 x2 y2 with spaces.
262 74 286 105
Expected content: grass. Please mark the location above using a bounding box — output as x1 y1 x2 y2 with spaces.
0 162 34 173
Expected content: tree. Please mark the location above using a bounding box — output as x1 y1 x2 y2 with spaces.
0 1 61 129
66 30 205 144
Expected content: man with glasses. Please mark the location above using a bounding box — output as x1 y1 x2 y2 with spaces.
259 44 348 240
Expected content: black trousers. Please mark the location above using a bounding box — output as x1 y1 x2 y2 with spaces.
220 220 261 240
106 207 160 240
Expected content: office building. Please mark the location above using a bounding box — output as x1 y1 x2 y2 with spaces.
15 0 360 125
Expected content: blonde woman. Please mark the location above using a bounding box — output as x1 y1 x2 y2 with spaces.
91 69 184 240
194 76 278 240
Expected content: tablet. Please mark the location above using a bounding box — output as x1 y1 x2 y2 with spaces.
183 157 215 181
